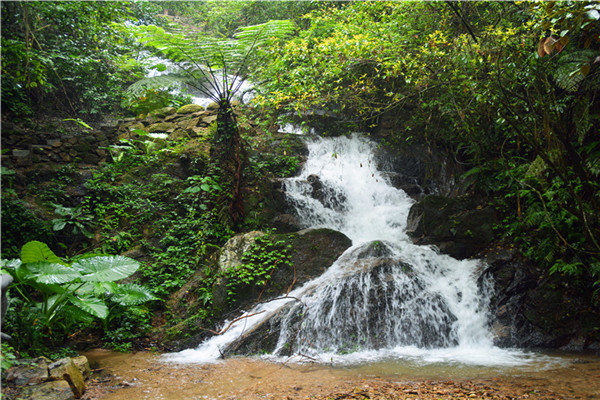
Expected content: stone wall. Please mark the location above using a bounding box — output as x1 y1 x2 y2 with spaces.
1 102 222 170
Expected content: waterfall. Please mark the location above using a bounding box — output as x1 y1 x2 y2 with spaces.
165 133 530 366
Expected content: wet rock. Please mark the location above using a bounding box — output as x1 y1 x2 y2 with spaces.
271 213 302 233
18 380 75 400
380 171 424 198
482 249 600 351
406 195 498 259
481 250 543 347
306 174 347 211
170 228 351 351
225 242 457 356
283 228 353 287
48 357 86 398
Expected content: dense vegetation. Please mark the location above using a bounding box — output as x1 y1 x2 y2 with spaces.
1 0 599 371
253 1 600 296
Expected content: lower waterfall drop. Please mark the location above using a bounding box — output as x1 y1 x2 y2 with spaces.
164 133 531 366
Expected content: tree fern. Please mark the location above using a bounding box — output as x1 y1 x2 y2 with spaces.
127 19 295 104
127 19 294 226
553 49 599 93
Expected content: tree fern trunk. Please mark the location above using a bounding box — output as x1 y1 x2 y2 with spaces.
212 99 245 227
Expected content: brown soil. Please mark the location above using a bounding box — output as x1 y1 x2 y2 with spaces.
78 350 600 400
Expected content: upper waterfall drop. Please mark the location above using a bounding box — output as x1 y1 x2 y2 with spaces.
164 133 535 366
283 134 413 244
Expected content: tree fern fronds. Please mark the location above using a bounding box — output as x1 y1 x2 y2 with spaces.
553 49 599 93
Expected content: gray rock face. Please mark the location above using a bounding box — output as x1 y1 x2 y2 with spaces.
6 357 51 386
482 250 600 352
406 195 498 259
170 228 352 351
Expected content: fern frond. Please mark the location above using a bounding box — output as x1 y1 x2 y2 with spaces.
129 20 295 103
553 49 598 93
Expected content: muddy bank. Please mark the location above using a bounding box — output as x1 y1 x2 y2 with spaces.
79 350 600 400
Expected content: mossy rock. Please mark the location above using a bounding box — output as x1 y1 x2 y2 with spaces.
176 104 205 114
149 107 177 118
147 122 176 133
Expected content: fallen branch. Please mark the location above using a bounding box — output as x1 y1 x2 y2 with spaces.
217 310 266 336
198 310 266 336
286 262 297 295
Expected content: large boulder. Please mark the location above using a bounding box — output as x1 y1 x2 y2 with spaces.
168 228 352 351
5 357 51 386
406 195 498 259
218 231 266 272
212 228 352 311
223 240 458 357
481 249 600 352
48 357 86 398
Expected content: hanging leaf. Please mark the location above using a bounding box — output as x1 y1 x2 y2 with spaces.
67 294 108 319
72 255 139 282
110 283 157 306
21 241 64 264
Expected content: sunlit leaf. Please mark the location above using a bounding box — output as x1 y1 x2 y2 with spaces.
72 256 139 282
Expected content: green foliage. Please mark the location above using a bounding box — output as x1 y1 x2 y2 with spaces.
1 342 18 373
1 241 156 353
223 234 293 303
51 204 94 239
0 1 153 118
102 304 153 352
127 19 296 105
122 87 192 117
250 153 300 178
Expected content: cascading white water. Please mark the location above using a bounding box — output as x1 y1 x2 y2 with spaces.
164 133 534 366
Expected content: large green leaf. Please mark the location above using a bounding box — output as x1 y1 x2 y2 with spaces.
26 262 81 285
75 281 119 297
20 241 64 264
72 256 139 282
67 294 108 319
110 283 157 306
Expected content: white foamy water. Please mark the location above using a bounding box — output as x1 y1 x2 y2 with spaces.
164 134 547 367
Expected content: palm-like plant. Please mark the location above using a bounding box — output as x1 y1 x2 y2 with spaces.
126 20 295 226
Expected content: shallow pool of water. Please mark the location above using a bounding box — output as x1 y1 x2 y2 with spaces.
84 349 600 400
